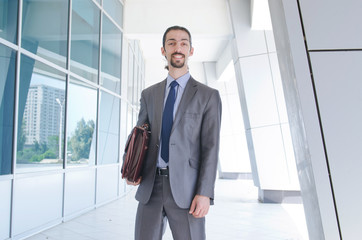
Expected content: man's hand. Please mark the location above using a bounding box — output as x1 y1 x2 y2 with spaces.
126 177 142 186
189 195 210 218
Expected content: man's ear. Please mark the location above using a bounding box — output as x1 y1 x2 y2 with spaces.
161 47 166 57
189 47 194 57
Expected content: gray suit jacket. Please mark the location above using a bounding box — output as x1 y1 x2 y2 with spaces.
134 77 222 209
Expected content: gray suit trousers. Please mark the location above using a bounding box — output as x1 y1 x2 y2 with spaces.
135 175 205 240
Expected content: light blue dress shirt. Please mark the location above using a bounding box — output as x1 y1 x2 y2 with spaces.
157 72 191 168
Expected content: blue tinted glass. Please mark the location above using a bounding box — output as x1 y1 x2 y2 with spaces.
0 0 18 43
98 91 119 165
101 15 122 93
0 44 16 175
21 0 69 68
17 55 66 172
103 0 123 27
70 0 100 83
67 78 98 166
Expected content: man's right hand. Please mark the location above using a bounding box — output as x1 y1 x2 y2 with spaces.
126 177 142 186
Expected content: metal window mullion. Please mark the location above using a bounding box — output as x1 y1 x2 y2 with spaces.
18 47 68 75
94 5 103 206
61 0 73 221
64 0 73 170
0 38 19 51
10 0 25 237
117 4 124 193
91 0 101 9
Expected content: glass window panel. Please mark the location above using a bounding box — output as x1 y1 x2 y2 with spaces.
70 0 100 83
133 64 139 105
21 0 69 68
127 45 134 103
17 54 66 172
0 44 16 175
98 91 119 165
66 78 97 166
103 0 123 27
135 40 139 58
101 15 122 93
101 74 120 95
0 0 18 43
126 106 133 134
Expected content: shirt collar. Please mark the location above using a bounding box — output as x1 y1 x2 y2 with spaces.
166 72 191 89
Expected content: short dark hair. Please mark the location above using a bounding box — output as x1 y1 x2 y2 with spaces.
162 25 192 49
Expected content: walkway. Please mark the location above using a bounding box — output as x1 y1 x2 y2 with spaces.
26 179 308 240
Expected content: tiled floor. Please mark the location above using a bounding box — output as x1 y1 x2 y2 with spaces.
26 179 308 240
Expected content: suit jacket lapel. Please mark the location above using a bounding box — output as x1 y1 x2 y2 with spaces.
155 79 167 140
172 77 198 132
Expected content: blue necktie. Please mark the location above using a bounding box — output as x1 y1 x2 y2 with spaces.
161 81 179 163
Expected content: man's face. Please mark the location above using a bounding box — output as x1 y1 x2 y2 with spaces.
161 30 194 69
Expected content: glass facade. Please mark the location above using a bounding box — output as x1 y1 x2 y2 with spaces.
101 14 122 93
70 0 100 83
0 44 16 175
17 55 66 171
98 90 120 165
0 0 18 43
103 0 123 27
127 40 144 127
22 0 69 68
0 0 146 176
0 0 145 238
66 78 98 166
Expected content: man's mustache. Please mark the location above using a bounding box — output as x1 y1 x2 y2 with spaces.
171 53 185 58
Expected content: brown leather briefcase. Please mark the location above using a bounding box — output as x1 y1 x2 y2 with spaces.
122 124 150 182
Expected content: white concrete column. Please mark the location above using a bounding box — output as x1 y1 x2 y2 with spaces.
228 0 299 203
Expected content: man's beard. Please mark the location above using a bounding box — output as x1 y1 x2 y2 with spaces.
170 53 185 68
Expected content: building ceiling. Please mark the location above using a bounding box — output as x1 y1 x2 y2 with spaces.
123 0 234 63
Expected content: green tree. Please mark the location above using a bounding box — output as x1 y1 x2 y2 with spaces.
32 140 48 154
33 141 40 152
47 135 59 155
68 118 95 161
43 150 57 159
17 121 27 151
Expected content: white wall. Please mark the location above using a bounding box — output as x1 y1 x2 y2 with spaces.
269 0 362 238
0 179 11 240
310 51 362 239
12 174 63 239
96 165 120 205
64 169 96 220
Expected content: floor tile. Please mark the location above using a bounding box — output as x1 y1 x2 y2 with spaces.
25 179 308 240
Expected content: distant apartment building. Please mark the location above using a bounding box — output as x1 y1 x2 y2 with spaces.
23 84 65 145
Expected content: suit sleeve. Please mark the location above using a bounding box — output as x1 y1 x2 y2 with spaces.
136 90 149 127
196 90 222 201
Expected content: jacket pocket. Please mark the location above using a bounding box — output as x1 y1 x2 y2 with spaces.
189 158 200 170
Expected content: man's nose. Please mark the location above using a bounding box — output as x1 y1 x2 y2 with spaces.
175 43 182 52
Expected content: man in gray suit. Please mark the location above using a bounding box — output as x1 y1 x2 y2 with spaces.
126 25 222 240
